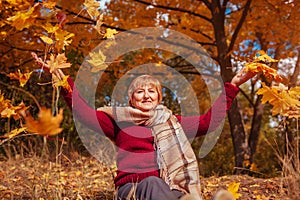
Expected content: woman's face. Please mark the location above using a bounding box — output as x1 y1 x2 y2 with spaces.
131 84 159 112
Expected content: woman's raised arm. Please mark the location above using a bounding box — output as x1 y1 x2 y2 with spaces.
177 69 257 139
31 53 117 141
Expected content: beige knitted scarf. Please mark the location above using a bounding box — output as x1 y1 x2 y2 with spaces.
98 105 202 199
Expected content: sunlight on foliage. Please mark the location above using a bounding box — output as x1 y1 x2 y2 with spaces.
257 83 300 117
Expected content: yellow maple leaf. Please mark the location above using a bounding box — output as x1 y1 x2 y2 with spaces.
24 107 64 136
6 69 33 87
42 23 60 34
54 29 74 51
244 51 282 82
104 28 118 39
47 53 71 73
40 35 53 44
1 107 16 118
84 0 100 19
87 49 108 72
0 91 11 113
244 62 282 82
53 75 72 93
254 50 278 63
2 127 27 139
228 182 242 199
257 83 300 117
1 101 29 120
7 5 38 30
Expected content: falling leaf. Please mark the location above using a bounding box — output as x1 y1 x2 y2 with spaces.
2 127 27 139
84 0 100 19
6 69 33 87
1 107 16 118
228 182 242 199
42 23 60 34
103 28 118 39
24 107 64 136
53 75 72 93
0 101 29 119
0 91 11 113
94 14 103 34
87 49 108 72
54 29 75 51
46 53 71 73
7 6 38 30
40 35 53 44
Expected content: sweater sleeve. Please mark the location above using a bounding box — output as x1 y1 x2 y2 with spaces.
176 82 239 139
60 77 116 141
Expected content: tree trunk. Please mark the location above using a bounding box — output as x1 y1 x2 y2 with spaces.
211 0 251 174
249 95 264 161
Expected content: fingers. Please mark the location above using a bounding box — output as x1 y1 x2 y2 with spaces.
31 52 51 73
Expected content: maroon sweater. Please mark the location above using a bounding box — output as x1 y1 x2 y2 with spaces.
61 77 239 187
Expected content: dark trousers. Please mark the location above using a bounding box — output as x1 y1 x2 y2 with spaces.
116 176 184 200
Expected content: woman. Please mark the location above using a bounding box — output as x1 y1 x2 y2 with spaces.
32 52 256 200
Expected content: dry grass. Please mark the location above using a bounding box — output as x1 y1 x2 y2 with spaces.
0 153 295 200
0 154 115 199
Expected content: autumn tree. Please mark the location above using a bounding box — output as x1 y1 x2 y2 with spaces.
1 0 299 176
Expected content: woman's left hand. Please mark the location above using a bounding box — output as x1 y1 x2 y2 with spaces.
230 68 257 87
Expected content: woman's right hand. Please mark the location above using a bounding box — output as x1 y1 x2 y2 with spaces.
31 52 66 80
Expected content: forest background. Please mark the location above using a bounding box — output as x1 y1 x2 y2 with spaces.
0 0 299 199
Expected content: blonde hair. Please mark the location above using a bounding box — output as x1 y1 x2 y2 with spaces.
128 75 162 107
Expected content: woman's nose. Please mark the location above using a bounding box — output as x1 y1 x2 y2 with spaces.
144 91 150 98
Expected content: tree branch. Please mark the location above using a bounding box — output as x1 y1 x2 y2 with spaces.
0 80 41 110
199 0 212 10
133 0 212 23
228 0 252 53
239 88 255 107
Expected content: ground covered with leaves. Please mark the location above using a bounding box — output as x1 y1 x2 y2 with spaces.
0 155 297 200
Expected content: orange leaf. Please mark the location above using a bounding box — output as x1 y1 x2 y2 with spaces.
244 51 282 82
24 107 64 136
6 69 33 87
0 91 11 113
244 63 282 82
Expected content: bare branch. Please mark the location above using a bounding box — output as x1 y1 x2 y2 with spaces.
228 0 253 53
133 0 212 23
